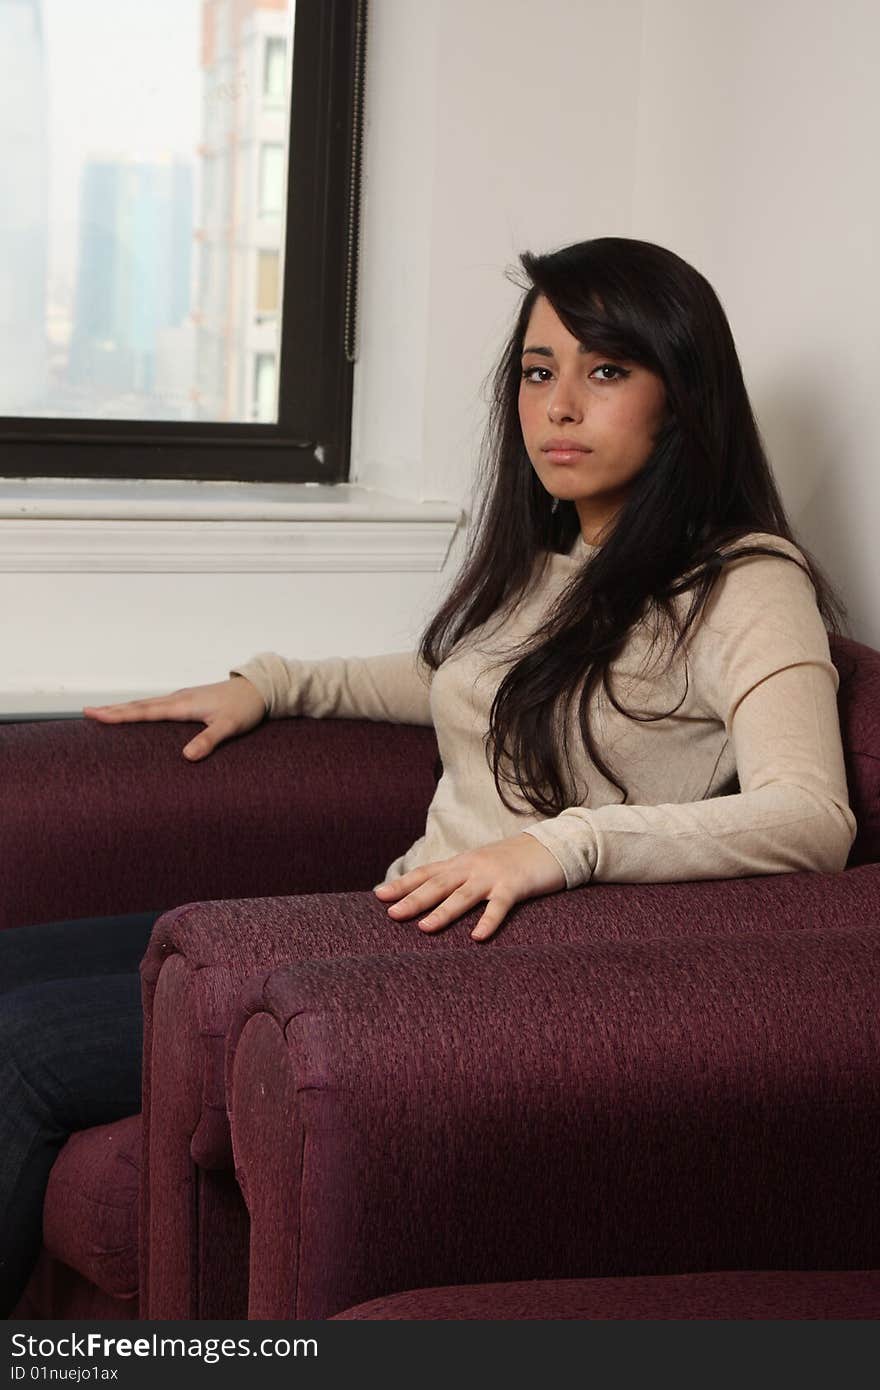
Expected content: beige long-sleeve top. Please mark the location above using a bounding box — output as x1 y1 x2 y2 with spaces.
230 531 856 888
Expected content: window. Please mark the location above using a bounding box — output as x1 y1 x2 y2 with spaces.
0 0 366 483
263 36 287 103
253 352 276 421
259 144 286 218
256 250 280 317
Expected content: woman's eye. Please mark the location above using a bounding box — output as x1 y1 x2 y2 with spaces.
520 362 630 385
590 363 629 382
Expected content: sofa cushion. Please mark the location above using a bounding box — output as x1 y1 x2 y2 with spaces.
42 1114 140 1299
331 1270 880 1320
831 635 880 865
12 1249 136 1321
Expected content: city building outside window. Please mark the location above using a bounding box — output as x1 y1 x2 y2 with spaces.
258 143 286 218
256 250 281 317
253 352 277 421
263 35 287 103
0 0 366 483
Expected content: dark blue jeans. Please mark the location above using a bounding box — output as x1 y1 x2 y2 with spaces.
0 910 163 1317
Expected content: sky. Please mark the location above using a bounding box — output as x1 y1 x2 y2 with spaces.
43 0 202 292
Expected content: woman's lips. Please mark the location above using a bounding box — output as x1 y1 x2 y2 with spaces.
541 443 593 465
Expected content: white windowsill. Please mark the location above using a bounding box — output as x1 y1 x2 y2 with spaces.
0 477 463 573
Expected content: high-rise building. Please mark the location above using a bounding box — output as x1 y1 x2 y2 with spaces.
68 158 194 408
0 0 48 415
194 0 291 422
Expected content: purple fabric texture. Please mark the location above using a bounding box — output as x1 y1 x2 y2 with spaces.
152 864 880 1168
228 929 880 1320
330 1270 880 1320
140 861 880 1318
831 635 880 865
1 716 438 932
5 632 879 1320
10 1250 135 1321
40 1114 141 1299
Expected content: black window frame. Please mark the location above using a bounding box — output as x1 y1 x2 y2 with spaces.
0 0 366 484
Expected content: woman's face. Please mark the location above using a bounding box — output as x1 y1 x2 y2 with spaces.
518 294 668 544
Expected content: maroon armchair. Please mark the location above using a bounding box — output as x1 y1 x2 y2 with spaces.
2 715 439 933
4 633 880 1321
137 856 880 1321
327 1271 880 1320
5 714 439 1320
227 929 880 1319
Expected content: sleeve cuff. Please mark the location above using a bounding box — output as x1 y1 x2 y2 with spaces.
521 818 598 891
228 659 279 718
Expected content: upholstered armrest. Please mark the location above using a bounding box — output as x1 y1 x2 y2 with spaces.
829 634 880 866
228 926 880 1320
0 715 437 929
138 861 880 1317
143 860 880 1169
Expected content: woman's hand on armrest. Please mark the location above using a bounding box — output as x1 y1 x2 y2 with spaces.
82 676 267 761
374 831 566 941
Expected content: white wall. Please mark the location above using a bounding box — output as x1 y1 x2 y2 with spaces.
2 0 878 714
631 0 879 647
351 0 643 506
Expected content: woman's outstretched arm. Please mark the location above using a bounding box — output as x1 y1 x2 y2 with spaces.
84 651 433 764
228 649 434 727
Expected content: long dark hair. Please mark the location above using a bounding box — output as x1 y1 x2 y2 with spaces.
418 236 849 816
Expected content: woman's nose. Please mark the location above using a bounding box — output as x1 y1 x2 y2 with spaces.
547 383 583 425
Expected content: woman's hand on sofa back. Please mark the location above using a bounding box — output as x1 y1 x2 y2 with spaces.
82 677 267 760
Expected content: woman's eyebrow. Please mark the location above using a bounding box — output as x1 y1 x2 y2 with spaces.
521 343 591 357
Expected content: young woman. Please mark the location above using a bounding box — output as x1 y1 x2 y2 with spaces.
0 236 855 1315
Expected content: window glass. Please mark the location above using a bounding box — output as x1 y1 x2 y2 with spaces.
0 0 295 424
263 36 287 103
256 250 280 316
259 143 286 218
253 351 276 421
